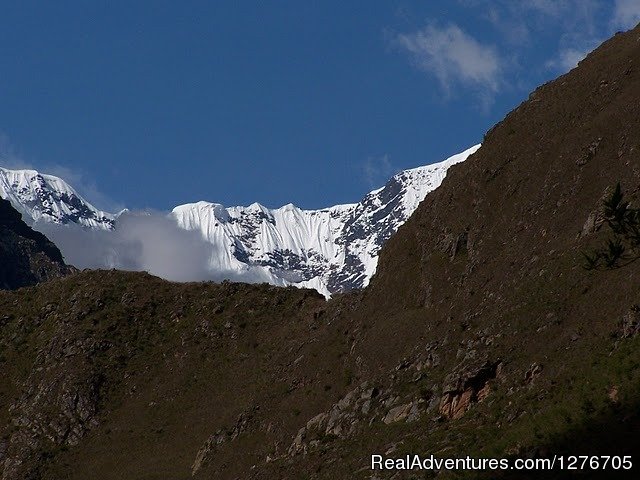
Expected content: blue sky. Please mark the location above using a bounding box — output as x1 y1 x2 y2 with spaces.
1 1 639 211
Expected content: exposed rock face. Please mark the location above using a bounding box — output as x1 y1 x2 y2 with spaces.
2 333 105 480
524 363 543 385
382 402 415 424
620 306 640 338
439 361 501 420
191 408 257 476
288 382 384 456
288 360 442 458
0 198 72 290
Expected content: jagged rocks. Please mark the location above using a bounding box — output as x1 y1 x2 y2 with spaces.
580 186 612 237
191 408 256 476
288 381 434 457
383 402 414 424
439 360 502 419
0 167 115 229
581 210 601 237
289 383 378 455
2 371 103 480
0 301 117 480
524 363 544 385
191 431 228 477
2 381 102 480
576 137 602 166
440 230 469 260
620 306 640 338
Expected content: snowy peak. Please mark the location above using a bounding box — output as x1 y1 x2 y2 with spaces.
172 144 481 295
0 144 480 295
0 167 114 229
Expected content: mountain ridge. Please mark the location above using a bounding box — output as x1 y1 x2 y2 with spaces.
1 145 480 295
0 167 115 229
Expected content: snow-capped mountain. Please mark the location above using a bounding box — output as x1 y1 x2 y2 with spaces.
173 144 480 295
0 144 480 295
0 167 115 229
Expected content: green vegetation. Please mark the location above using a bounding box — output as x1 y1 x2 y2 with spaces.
584 183 640 270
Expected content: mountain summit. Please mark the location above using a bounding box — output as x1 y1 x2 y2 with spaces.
172 145 480 294
0 167 114 229
0 146 479 294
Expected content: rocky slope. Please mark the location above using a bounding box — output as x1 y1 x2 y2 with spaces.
0 197 73 290
2 26 640 480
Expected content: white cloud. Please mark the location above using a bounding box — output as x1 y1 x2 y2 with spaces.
456 0 608 76
611 0 640 29
36 211 288 285
35 211 214 282
363 154 396 188
546 46 592 71
0 133 32 169
394 23 502 103
43 164 124 213
0 132 122 213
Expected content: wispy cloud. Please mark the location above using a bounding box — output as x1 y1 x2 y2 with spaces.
545 46 594 71
484 7 531 46
460 0 600 44
36 211 278 284
43 164 124 213
456 0 616 77
0 132 32 169
500 0 601 29
394 23 502 106
491 0 603 74
363 154 396 188
0 132 122 213
523 0 588 18
36 211 214 282
611 0 640 29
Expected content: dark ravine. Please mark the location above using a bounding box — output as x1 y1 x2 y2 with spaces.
2 26 640 480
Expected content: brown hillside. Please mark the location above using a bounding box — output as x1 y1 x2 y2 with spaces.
352 25 640 376
255 25 640 479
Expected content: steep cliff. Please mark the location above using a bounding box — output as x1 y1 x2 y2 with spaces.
0 198 72 290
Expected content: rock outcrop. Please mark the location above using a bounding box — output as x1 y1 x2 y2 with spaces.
0 198 72 290
439 361 502 419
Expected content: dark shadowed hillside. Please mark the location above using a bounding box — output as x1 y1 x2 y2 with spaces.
0 198 72 290
2 26 640 480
